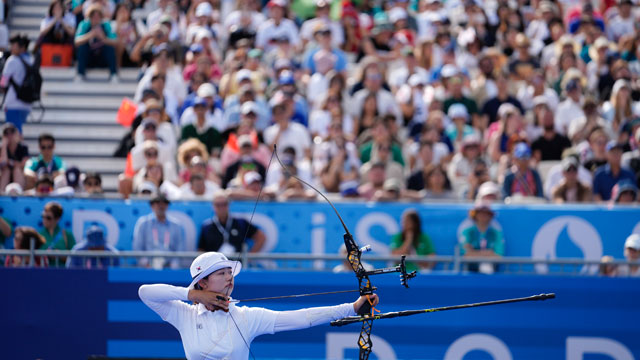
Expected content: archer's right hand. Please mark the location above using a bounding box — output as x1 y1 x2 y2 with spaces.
188 290 230 312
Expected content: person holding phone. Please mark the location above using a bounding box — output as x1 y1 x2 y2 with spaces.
74 4 118 81
0 123 28 190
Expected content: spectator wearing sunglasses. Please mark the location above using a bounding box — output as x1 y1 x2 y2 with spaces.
0 123 29 191
38 201 76 266
23 133 66 190
82 172 103 195
23 175 54 196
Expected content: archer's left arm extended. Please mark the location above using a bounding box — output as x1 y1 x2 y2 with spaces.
272 294 378 332
272 303 356 332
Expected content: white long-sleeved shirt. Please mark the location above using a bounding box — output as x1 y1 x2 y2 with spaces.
138 284 356 360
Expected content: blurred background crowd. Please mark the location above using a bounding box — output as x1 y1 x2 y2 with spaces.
1 0 640 205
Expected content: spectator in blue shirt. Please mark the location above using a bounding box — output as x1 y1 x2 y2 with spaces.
592 141 636 201
302 23 347 75
67 226 119 269
132 194 185 269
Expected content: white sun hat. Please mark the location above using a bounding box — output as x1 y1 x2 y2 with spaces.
188 252 241 289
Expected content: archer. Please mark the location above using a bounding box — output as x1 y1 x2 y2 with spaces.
138 251 379 360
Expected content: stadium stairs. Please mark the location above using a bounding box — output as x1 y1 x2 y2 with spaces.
6 0 140 193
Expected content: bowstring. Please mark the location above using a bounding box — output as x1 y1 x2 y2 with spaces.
273 147 379 358
224 148 276 360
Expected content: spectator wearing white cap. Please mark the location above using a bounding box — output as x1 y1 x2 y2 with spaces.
448 134 483 193
302 23 348 76
185 2 215 45
299 0 344 49
180 83 225 132
475 180 502 202
134 43 187 105
387 46 429 94
226 169 276 200
222 134 267 189
444 104 478 150
255 0 300 53
618 234 640 277
516 71 559 112
138 251 376 359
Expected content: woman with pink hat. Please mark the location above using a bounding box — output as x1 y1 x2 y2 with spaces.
139 252 378 359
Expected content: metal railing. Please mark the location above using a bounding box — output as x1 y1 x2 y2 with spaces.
0 247 636 276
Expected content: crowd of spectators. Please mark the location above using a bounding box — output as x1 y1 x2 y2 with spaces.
1 0 640 205
1 0 640 273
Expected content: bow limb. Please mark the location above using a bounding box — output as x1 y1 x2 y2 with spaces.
272 145 374 359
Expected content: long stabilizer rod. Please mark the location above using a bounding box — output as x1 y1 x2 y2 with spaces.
331 293 556 326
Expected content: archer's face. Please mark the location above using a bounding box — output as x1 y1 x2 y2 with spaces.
200 267 234 295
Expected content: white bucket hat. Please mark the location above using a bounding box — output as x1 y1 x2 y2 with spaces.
189 252 241 289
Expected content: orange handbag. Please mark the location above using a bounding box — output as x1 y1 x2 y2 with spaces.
40 44 73 67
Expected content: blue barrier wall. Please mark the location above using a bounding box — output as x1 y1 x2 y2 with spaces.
2 197 640 273
0 268 638 360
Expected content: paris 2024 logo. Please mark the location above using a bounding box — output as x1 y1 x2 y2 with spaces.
531 216 603 274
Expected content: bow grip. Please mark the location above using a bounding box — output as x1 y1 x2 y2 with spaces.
357 297 372 316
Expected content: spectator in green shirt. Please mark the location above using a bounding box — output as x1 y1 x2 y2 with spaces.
459 202 504 274
390 208 436 272
38 201 76 266
74 4 118 81
180 97 222 155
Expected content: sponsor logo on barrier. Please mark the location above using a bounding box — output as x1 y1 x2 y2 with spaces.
532 216 602 274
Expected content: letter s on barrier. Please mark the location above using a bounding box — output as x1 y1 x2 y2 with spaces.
444 333 513 360
567 337 633 360
326 332 397 360
355 212 400 254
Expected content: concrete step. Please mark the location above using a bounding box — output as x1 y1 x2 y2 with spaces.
41 96 123 111
13 4 49 18
41 67 141 82
10 29 40 40
1 109 124 125
22 123 127 141
42 81 136 97
23 140 120 157
98 174 119 192
10 16 42 30
18 0 53 6
61 157 126 173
